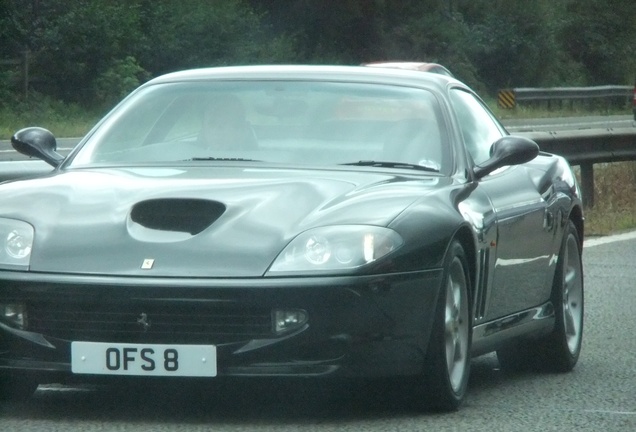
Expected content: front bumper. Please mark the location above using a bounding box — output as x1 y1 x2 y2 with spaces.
0 269 442 383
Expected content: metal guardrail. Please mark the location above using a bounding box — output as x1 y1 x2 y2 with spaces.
517 128 636 207
498 85 633 109
0 159 52 183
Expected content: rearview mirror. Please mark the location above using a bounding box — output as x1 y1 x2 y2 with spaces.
473 135 539 179
11 127 64 167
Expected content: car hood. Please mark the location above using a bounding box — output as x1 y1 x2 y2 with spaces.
0 166 444 277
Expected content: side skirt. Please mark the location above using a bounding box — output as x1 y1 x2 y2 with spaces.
471 302 554 357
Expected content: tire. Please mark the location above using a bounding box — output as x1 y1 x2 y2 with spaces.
0 374 39 402
416 240 472 411
497 220 584 372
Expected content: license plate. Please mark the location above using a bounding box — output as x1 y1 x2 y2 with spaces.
71 342 217 377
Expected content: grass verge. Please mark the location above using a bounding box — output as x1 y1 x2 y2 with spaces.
0 96 102 139
581 162 636 236
486 98 632 121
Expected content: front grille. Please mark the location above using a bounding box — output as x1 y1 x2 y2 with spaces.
26 301 273 344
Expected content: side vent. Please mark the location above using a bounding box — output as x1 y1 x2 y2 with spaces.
474 248 490 321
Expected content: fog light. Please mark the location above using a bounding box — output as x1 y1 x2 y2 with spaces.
1 303 27 329
273 309 307 334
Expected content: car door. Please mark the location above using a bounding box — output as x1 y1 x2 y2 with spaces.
450 88 555 321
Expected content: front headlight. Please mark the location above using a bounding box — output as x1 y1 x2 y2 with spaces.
0 218 34 270
267 225 403 275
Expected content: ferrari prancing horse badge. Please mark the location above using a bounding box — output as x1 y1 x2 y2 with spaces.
141 259 155 269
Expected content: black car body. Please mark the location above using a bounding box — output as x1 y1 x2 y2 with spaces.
0 65 584 410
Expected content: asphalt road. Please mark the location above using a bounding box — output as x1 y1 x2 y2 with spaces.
0 233 635 431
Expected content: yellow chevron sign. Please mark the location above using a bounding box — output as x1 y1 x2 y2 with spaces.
498 89 516 109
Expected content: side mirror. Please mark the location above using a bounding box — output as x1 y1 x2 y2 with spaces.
473 135 539 179
11 127 64 167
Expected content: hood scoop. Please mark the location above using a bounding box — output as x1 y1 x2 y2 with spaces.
128 198 226 242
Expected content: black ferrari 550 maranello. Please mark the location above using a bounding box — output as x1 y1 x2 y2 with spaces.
0 65 584 411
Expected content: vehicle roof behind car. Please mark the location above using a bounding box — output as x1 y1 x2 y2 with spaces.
363 62 455 78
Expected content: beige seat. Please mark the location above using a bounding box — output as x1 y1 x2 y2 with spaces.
384 118 442 169
198 94 258 151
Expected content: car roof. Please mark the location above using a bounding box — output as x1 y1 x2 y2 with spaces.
146 65 460 92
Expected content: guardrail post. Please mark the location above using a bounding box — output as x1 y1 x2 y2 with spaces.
579 162 594 208
633 77 635 120
498 89 515 109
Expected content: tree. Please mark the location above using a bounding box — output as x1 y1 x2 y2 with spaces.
2 0 636 105
561 0 636 85
250 0 387 63
1 0 299 104
138 0 298 75
25 0 146 103
456 0 570 91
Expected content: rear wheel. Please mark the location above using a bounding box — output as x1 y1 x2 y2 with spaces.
416 240 472 411
497 220 584 372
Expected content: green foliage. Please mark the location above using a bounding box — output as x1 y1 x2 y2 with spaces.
0 0 634 106
561 0 636 85
252 0 388 63
0 93 100 139
31 0 146 103
457 0 567 91
135 0 300 74
94 57 150 109
0 70 16 103
371 2 484 88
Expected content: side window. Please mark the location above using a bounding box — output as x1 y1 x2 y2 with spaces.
449 89 504 165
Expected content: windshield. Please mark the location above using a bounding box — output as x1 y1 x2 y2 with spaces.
70 81 448 173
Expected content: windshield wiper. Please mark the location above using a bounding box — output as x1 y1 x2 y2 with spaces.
187 157 261 162
340 160 440 172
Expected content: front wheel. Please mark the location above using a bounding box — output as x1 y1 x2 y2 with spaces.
415 240 472 411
